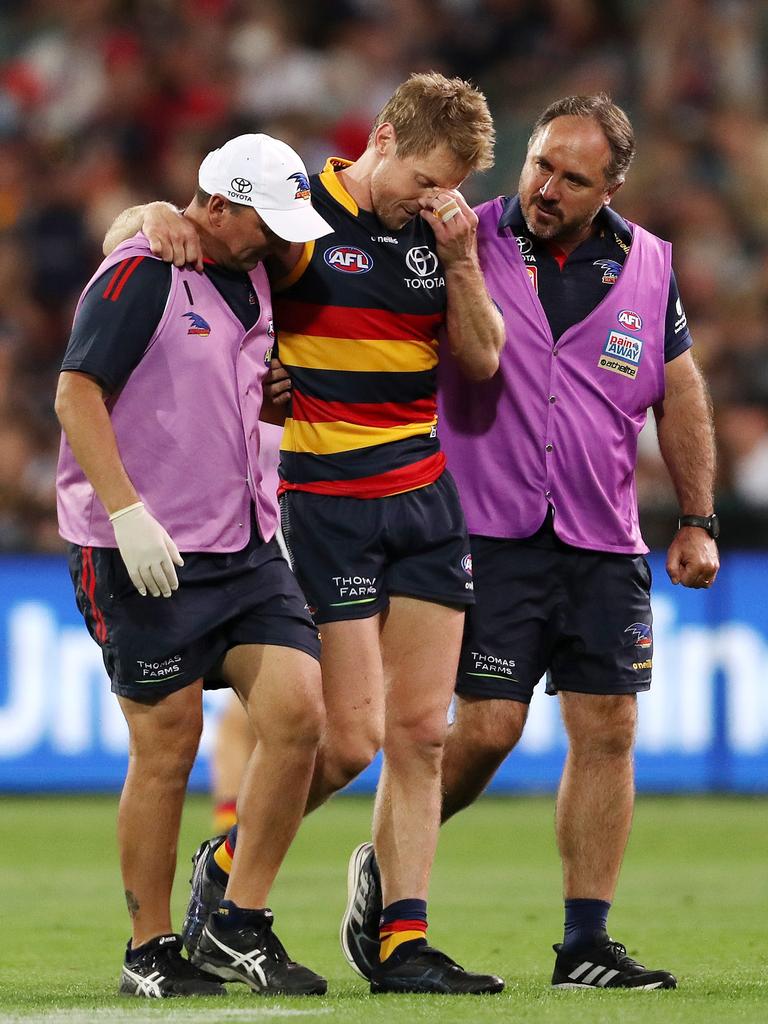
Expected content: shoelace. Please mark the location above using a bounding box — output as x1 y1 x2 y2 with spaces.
605 940 646 970
150 944 213 979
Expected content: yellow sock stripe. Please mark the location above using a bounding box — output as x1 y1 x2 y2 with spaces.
379 929 427 962
213 840 233 875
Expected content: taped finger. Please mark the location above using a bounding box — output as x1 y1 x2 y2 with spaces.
435 200 460 222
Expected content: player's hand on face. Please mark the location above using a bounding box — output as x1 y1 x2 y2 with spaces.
419 190 478 268
143 202 204 272
264 357 292 406
110 503 185 598
666 527 719 589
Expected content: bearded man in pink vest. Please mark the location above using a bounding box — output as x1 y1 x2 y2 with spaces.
55 134 334 998
346 94 720 990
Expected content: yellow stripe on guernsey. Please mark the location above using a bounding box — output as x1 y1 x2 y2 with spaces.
282 417 436 455
280 333 438 374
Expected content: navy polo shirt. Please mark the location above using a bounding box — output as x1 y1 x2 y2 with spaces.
497 196 691 360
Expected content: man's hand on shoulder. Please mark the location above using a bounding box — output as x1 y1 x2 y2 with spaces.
143 202 203 271
103 201 203 272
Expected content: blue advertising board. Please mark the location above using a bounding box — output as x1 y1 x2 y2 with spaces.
1 553 766 792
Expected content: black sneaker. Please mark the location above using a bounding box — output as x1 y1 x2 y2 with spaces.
370 943 505 995
182 835 226 957
119 933 225 998
340 841 382 980
192 910 327 995
552 937 677 989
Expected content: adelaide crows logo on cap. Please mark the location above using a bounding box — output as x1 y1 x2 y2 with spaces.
183 311 211 336
288 172 311 200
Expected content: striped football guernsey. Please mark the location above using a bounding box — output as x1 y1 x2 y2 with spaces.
274 158 448 498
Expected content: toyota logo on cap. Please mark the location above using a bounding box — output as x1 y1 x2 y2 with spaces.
230 177 253 194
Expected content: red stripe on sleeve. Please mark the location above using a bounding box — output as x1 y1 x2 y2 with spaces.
107 256 145 302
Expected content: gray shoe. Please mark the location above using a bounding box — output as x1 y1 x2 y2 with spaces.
339 841 382 980
181 836 226 957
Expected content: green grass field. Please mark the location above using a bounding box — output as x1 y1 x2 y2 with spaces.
1 794 766 1023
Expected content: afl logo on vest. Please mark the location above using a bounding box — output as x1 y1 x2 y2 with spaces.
617 309 643 331
324 246 373 274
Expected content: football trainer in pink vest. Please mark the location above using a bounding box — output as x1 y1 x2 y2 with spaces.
435 95 719 989
54 134 333 997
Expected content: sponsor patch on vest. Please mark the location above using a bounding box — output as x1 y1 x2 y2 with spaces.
598 330 644 379
324 245 373 274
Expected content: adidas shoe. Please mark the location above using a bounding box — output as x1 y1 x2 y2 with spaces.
182 835 226 957
552 937 677 989
119 933 225 998
340 841 382 980
370 943 505 995
192 910 327 995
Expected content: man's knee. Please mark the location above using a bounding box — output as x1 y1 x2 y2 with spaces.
323 726 382 788
452 696 527 762
124 688 203 781
562 693 637 759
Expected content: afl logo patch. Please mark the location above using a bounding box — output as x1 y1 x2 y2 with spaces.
461 553 473 576
324 246 373 274
618 309 643 331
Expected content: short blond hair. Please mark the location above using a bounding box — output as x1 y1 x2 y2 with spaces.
370 72 495 172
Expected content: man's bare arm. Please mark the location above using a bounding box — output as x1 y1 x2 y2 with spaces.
654 350 719 588
423 191 504 381
103 202 203 271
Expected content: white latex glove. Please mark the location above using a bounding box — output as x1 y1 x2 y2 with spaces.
109 502 184 598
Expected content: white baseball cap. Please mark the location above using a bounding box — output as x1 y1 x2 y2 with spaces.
198 134 332 243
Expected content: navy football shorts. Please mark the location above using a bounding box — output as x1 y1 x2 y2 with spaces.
68 526 320 702
278 470 474 625
456 521 654 703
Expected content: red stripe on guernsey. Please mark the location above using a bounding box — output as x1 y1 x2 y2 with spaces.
291 391 436 427
224 835 236 859
380 920 428 933
103 256 144 302
278 451 446 499
275 301 442 342
81 547 108 643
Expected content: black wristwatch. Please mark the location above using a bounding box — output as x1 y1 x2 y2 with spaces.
678 513 720 539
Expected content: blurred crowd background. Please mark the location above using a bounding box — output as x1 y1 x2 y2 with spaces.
1 0 766 553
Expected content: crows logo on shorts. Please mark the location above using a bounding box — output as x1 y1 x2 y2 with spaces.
625 622 652 648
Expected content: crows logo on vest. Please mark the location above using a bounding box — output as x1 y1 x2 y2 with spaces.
183 311 211 336
594 259 622 285
598 330 644 380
